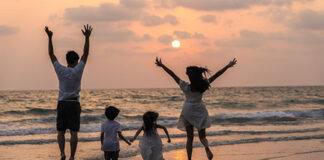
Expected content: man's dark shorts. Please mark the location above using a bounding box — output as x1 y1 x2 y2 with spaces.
57 101 81 132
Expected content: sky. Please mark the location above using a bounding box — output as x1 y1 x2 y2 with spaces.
0 0 323 90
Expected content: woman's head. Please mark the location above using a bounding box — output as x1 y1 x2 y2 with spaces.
105 106 120 120
143 111 159 135
186 66 210 93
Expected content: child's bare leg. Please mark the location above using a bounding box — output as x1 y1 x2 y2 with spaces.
69 131 78 160
57 131 66 160
104 152 109 160
111 151 119 160
186 125 194 160
198 129 213 160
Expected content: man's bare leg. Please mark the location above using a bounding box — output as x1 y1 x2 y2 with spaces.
58 131 66 160
70 131 78 160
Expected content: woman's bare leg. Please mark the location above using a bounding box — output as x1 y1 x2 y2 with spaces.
198 129 213 160
186 125 194 160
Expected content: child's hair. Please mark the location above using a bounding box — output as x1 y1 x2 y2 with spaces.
186 66 210 93
105 106 120 120
143 111 159 136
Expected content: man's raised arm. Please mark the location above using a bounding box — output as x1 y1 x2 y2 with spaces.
45 26 57 63
81 24 93 64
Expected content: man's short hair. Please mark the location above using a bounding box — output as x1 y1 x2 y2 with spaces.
105 106 120 120
66 50 79 65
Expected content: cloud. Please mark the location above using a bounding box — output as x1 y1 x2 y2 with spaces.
288 10 324 30
141 14 164 26
141 14 178 26
215 29 324 48
200 15 217 23
95 29 152 43
200 41 210 46
159 47 179 52
137 34 152 41
193 32 206 39
164 15 179 25
105 47 155 56
64 3 141 22
120 0 147 9
173 31 205 39
171 0 311 11
158 34 173 45
173 30 191 39
0 25 19 36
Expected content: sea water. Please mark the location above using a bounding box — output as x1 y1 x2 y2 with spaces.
0 86 324 159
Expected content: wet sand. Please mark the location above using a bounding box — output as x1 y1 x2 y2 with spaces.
122 139 324 160
2 137 324 159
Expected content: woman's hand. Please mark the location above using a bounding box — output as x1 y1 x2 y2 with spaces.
227 58 237 68
155 57 164 67
45 26 53 38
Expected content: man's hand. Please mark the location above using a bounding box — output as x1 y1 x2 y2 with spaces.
81 24 92 37
45 26 53 38
227 58 237 68
155 57 164 67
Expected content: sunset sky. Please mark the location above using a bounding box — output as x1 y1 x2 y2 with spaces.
0 0 323 90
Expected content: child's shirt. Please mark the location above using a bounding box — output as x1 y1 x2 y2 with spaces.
101 120 121 151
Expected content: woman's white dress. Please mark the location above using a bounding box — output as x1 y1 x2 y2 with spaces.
177 80 211 131
139 128 164 160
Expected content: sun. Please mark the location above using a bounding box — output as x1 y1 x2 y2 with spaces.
172 40 181 48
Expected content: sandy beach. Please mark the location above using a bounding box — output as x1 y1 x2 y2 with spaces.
125 139 324 160
2 138 324 160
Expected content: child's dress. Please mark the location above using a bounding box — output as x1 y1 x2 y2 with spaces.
177 80 211 131
139 126 164 160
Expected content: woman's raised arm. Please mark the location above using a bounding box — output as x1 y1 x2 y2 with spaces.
208 58 237 84
155 57 180 84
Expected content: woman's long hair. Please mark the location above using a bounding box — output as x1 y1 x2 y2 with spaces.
186 66 210 93
143 111 159 136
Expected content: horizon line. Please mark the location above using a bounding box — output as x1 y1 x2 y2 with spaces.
1 84 323 91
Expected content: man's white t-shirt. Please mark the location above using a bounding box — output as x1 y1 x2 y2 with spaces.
53 61 85 102
101 120 121 151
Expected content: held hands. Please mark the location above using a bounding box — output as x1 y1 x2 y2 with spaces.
155 57 164 67
126 140 131 146
227 58 237 68
45 26 53 38
130 138 135 143
82 24 93 37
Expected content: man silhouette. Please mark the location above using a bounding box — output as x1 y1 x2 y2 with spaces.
45 24 92 160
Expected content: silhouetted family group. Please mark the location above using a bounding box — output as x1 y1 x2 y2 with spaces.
45 25 237 160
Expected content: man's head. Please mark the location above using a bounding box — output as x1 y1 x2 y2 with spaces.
66 50 79 66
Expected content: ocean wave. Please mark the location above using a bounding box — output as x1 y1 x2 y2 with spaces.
2 108 324 129
211 109 324 124
1 108 56 115
0 108 95 116
0 127 320 140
